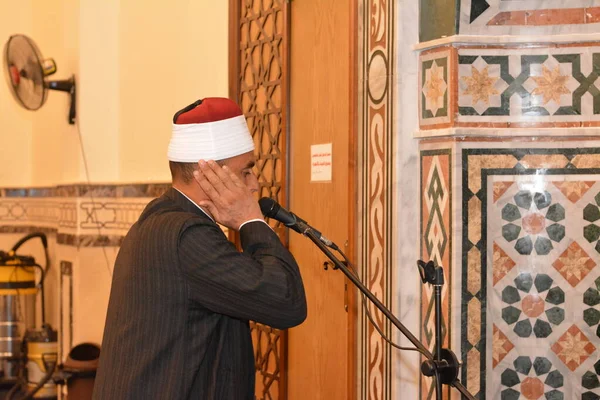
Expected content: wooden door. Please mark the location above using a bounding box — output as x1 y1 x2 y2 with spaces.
230 0 357 398
286 1 356 399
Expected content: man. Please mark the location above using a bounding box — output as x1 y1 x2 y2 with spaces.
93 98 307 399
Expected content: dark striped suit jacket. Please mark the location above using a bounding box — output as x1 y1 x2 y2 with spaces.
93 188 307 399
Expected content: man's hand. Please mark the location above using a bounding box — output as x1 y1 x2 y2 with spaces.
193 160 263 230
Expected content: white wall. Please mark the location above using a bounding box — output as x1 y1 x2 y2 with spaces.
0 0 229 187
118 0 229 183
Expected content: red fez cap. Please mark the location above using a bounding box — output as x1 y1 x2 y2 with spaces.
173 98 243 125
168 97 254 162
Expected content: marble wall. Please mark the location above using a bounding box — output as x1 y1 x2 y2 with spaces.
422 0 600 41
416 1 600 399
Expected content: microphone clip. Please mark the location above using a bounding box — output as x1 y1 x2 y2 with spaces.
323 260 347 271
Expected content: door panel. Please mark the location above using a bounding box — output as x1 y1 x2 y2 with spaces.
287 1 354 399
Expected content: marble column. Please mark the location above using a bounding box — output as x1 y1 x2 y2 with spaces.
417 1 600 399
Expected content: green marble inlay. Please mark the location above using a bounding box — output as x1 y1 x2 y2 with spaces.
420 0 457 42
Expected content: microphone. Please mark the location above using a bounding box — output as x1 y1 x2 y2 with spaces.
258 198 334 247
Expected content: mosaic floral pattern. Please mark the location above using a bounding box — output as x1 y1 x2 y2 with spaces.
461 148 600 399
459 56 508 115
500 356 564 399
500 273 565 338
501 190 566 256
416 47 600 131
459 52 585 119
423 60 447 117
420 51 451 127
551 325 596 372
552 242 597 288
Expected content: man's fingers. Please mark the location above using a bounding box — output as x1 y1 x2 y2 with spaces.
193 169 221 202
206 162 240 192
197 161 227 194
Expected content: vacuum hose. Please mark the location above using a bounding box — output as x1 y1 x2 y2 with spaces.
5 361 56 400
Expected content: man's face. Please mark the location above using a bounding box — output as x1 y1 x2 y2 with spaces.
221 151 259 194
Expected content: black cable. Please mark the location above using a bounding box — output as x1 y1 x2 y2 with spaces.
10 232 50 283
10 232 47 253
18 359 57 400
5 344 27 400
31 264 46 326
332 244 429 357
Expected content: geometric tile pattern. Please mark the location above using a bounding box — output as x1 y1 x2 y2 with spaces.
458 47 600 125
583 191 600 254
551 325 596 372
553 242 597 287
422 56 449 119
420 49 453 128
500 190 566 256
418 44 600 131
492 324 514 368
420 149 452 399
499 355 565 400
463 147 600 399
459 0 600 36
498 273 566 339
554 181 595 203
583 276 600 338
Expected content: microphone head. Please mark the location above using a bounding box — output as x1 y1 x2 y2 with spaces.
258 197 279 218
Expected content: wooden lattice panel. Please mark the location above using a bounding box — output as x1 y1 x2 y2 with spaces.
231 0 289 399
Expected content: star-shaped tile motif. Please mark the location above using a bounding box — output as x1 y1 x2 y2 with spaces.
531 65 570 105
552 241 596 287
423 61 447 116
461 65 500 106
552 325 596 371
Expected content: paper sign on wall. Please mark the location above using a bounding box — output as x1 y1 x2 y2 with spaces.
310 143 332 182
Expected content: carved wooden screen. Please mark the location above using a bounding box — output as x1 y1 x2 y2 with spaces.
229 0 290 399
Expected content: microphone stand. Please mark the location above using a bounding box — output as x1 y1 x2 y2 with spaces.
302 228 476 400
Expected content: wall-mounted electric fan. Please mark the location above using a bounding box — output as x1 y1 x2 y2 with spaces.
3 34 76 124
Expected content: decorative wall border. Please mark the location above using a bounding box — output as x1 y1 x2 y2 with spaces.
461 146 600 398
419 42 600 133
420 149 452 399
0 184 170 198
358 0 395 399
0 183 170 247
